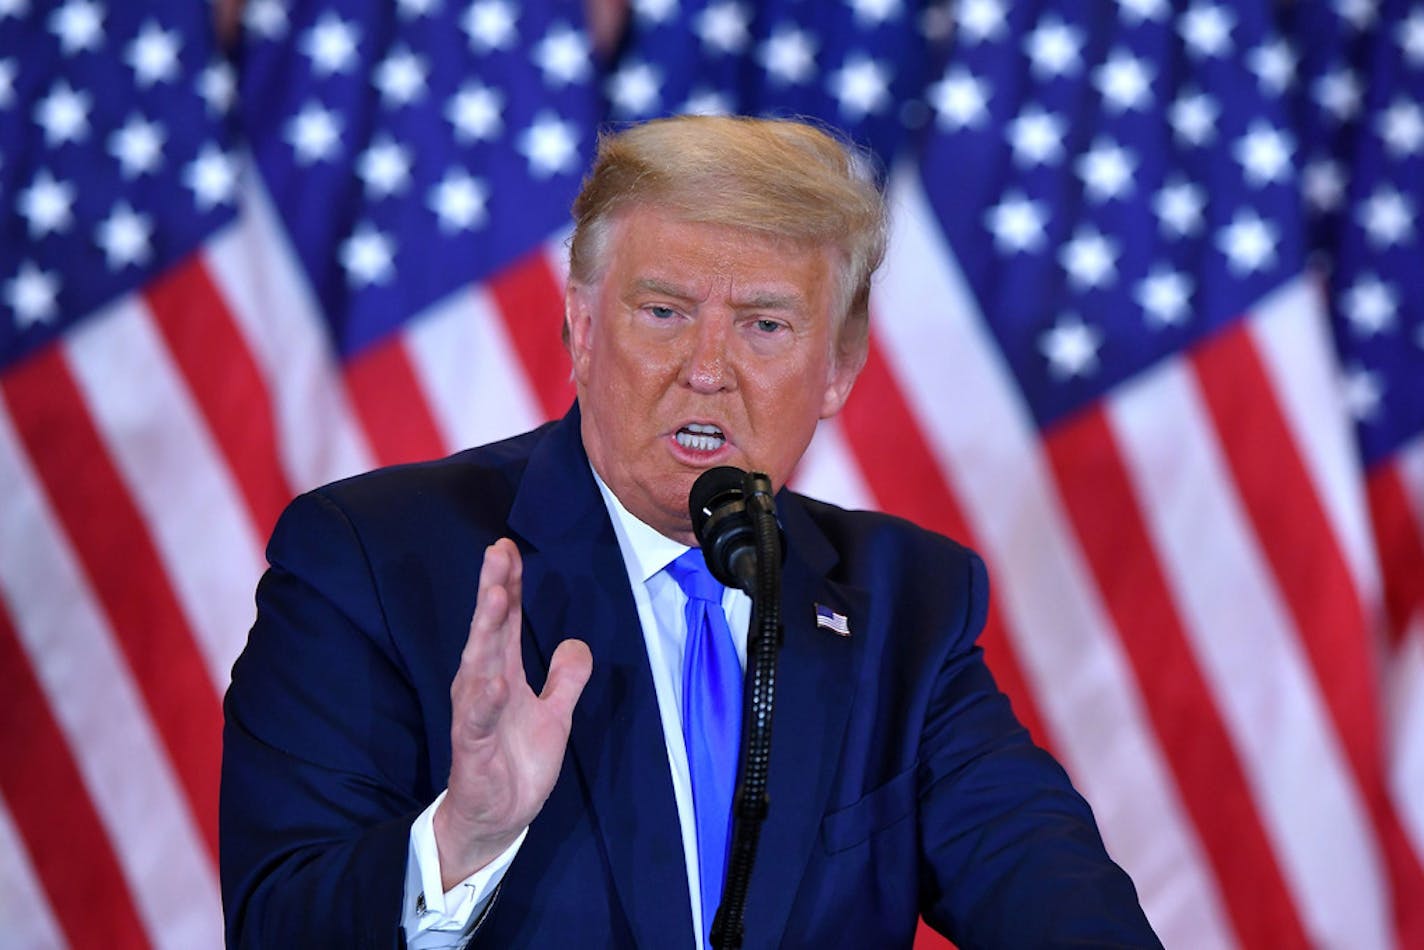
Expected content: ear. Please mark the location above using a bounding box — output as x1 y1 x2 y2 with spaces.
819 340 867 419
565 282 596 384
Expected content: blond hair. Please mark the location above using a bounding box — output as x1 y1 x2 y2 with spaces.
567 114 887 361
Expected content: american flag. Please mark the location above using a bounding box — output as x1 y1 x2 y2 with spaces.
1 1 1421 948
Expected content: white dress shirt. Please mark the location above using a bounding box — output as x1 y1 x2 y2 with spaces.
401 470 750 948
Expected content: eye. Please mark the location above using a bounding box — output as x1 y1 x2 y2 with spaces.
647 305 677 320
753 318 785 334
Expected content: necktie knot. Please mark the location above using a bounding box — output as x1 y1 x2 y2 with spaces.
667 548 724 604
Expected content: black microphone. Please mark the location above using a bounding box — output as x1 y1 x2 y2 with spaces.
689 466 769 593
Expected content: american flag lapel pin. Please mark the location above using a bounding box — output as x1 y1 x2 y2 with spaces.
815 603 850 637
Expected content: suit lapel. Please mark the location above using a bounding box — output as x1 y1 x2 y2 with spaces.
509 410 695 950
740 494 866 948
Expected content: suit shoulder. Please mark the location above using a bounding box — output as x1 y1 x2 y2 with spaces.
789 491 981 569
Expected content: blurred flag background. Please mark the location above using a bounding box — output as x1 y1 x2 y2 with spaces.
1 1 1421 947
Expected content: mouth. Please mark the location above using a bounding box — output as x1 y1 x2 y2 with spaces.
674 422 726 453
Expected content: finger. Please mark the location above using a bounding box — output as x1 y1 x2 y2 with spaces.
463 542 516 666
541 638 593 720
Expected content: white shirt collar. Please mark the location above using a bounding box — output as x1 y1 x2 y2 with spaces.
591 467 691 584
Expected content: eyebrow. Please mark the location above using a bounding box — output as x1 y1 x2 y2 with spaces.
631 278 805 311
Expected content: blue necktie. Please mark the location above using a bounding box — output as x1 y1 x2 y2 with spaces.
666 548 743 947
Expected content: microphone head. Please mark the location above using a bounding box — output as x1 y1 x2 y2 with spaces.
689 466 755 590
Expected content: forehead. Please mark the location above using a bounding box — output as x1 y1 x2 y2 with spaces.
602 205 835 300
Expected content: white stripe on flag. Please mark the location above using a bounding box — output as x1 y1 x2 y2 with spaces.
0 403 224 950
874 168 1234 948
1247 277 1380 608
0 794 64 950
206 176 375 492
1109 355 1390 950
65 296 266 689
793 417 877 512
402 284 545 454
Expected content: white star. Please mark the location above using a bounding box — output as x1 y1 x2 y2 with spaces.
1170 89 1219 146
1315 68 1362 122
1234 122 1293 187
1248 39 1296 95
446 81 503 141
1154 179 1206 237
1377 99 1424 158
1303 158 1346 213
244 0 287 39
759 26 817 85
607 60 662 117
984 193 1047 253
958 0 1007 43
127 21 181 86
48 0 103 55
1059 227 1119 289
463 0 517 52
0 0 30 19
1024 17 1083 79
301 13 360 76
927 67 988 130
0 59 15 108
1180 3 1234 58
109 114 166 178
682 87 732 116
848 0 901 24
533 24 590 86
1400 10 1424 67
696 2 750 55
1076 139 1136 202
339 224 395 287
1007 105 1065 165
183 145 239 210
1039 314 1103 379
1341 274 1398 336
1357 187 1414 248
429 169 489 233
34 81 92 146
397 0 441 17
829 55 891 120
5 262 60 329
356 138 412 198
632 0 678 25
95 203 154 270
1342 365 1382 421
1117 0 1168 22
518 112 579 178
200 61 236 114
285 102 343 164
374 47 428 106
1336 0 1377 31
17 170 75 237
1216 210 1279 274
1094 49 1153 112
1136 267 1194 327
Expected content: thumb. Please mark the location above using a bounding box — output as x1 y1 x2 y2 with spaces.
541 638 593 718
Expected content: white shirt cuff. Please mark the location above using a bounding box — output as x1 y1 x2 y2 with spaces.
402 790 527 948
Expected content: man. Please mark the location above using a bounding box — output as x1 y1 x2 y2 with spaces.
221 115 1160 948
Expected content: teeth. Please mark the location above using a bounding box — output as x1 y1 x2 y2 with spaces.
676 427 724 452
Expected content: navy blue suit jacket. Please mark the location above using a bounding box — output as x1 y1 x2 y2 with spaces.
221 405 1159 948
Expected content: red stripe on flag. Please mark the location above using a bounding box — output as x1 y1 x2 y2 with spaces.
1192 323 1424 946
488 249 575 421
0 346 222 863
1046 404 1311 948
344 335 447 467
0 602 150 950
1366 461 1424 648
144 253 294 539
840 337 1052 751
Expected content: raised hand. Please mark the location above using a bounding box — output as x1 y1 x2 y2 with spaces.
432 538 593 889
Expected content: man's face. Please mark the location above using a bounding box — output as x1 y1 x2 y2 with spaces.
567 205 863 545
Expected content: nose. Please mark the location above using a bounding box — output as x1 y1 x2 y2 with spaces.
681 315 734 393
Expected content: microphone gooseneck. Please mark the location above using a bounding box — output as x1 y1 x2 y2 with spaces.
688 466 784 950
